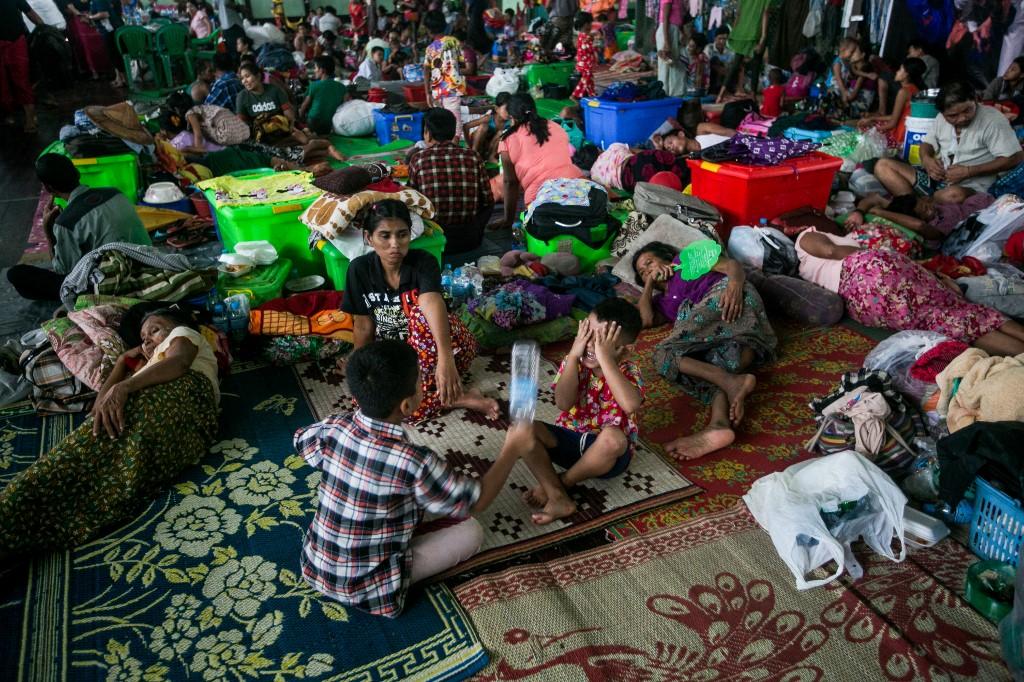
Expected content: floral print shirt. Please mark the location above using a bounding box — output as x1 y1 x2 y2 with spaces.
424 36 467 100
553 358 645 443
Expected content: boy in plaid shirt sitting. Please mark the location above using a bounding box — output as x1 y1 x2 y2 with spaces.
295 340 532 618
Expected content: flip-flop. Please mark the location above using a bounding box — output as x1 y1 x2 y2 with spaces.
167 231 209 249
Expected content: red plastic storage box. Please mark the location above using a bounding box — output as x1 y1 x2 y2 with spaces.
402 82 427 104
686 152 843 234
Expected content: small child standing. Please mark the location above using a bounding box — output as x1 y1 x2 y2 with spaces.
760 67 785 117
521 298 645 524
423 10 467 139
300 56 346 135
572 12 597 100
297 340 533 618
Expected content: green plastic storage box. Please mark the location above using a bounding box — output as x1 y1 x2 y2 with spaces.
204 171 324 277
321 230 447 291
216 258 292 306
41 140 141 201
524 226 615 273
525 62 575 88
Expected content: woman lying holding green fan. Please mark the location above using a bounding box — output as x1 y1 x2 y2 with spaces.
632 241 777 460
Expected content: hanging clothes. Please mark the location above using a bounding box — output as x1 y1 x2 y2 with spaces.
771 0 810 70
1000 0 1024 76
729 0 772 57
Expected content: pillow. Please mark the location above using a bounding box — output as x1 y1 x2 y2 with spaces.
745 268 845 327
42 305 128 391
611 214 713 284
300 188 435 240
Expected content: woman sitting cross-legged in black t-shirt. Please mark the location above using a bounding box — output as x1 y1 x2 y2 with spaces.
340 200 500 422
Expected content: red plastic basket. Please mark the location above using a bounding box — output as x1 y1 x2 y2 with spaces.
686 151 843 235
402 83 427 104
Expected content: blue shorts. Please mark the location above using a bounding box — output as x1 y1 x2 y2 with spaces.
540 423 632 479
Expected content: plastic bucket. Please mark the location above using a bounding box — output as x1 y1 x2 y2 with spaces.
910 100 938 118
902 116 935 166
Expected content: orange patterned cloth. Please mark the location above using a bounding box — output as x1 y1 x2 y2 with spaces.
249 309 354 341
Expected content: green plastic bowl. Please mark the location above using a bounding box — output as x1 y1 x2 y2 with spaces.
966 560 1016 623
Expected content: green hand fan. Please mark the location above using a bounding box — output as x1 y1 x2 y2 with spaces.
673 240 722 281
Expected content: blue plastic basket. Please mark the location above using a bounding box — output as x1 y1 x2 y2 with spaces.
969 478 1024 566
581 97 685 149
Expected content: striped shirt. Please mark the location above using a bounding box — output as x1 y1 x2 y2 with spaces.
295 410 479 617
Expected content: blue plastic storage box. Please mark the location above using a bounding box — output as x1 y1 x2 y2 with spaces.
581 97 684 149
373 109 424 146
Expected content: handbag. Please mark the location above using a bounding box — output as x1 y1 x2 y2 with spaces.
807 370 924 477
773 206 844 237
633 181 721 223
20 343 95 414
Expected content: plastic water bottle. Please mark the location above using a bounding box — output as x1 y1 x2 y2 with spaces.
226 298 248 343
461 263 484 298
451 267 469 303
441 263 454 297
511 222 525 250
509 341 540 424
211 303 229 336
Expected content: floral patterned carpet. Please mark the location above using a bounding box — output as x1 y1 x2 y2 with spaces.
457 505 1006 681
0 363 488 682
608 321 879 538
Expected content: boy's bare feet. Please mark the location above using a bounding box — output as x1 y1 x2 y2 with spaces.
664 427 735 460
531 496 576 525
523 484 547 508
721 373 756 425
453 388 500 420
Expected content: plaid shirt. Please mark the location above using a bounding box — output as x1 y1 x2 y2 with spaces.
205 73 244 111
408 142 493 229
295 410 480 618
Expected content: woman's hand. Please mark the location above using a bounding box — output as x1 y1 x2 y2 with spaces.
642 262 673 287
435 356 463 406
92 382 129 438
936 272 962 296
721 278 745 323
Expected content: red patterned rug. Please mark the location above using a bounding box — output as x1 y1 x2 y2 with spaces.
610 321 877 537
457 504 1006 681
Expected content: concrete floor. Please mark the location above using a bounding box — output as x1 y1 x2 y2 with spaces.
0 81 124 342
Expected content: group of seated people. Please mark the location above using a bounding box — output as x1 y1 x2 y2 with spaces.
7 9 1024 624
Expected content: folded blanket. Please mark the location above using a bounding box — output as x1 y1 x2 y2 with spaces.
936 348 1024 432
94 252 211 302
60 243 196 309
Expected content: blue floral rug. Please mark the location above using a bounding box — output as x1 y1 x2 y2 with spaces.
0 362 488 682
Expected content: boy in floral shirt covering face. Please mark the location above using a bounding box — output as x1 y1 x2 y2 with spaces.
521 298 645 525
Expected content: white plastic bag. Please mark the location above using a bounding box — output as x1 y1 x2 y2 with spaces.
727 225 797 275
943 194 1024 261
486 67 521 97
863 330 949 400
849 128 888 164
743 450 907 590
332 100 385 137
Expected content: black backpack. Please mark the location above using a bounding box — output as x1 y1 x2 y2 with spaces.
528 185 619 247
720 98 757 129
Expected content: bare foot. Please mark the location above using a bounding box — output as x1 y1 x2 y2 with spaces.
721 373 756 425
664 427 735 460
327 145 346 162
522 484 548 508
454 388 501 420
531 496 577 525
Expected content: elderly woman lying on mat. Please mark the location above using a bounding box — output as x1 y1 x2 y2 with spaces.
0 307 220 558
632 241 778 460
